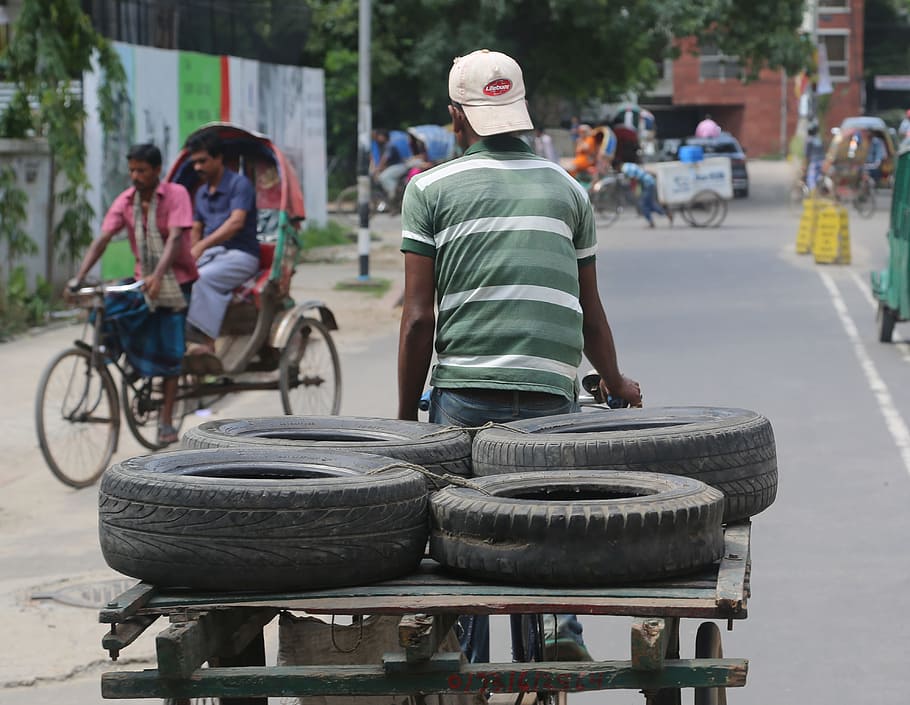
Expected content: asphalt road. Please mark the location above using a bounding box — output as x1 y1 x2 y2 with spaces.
2 159 909 703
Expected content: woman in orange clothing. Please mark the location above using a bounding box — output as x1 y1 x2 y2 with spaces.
572 125 615 181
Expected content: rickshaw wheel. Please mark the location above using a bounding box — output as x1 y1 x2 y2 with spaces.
279 316 342 415
878 303 897 343
683 190 726 228
121 374 188 450
694 622 727 705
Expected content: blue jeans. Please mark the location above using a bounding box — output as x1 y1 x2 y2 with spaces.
639 181 666 225
429 387 584 663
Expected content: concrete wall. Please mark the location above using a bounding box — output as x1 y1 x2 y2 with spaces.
0 139 60 289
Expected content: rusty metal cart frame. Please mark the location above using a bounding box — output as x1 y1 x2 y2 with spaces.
99 522 751 704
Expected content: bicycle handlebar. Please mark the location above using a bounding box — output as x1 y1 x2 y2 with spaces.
71 279 145 297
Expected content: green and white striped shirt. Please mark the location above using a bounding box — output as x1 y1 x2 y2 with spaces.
401 136 597 400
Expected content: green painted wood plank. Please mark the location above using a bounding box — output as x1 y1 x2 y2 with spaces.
101 659 748 699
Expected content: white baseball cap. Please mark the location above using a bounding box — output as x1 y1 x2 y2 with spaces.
448 49 533 136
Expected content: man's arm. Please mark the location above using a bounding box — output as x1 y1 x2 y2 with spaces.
578 262 642 406
397 252 436 420
190 209 246 259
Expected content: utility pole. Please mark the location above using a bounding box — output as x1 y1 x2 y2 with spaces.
356 0 372 281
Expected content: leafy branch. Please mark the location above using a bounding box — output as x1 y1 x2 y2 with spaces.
0 0 125 265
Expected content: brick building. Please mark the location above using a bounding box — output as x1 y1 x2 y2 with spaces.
646 0 864 157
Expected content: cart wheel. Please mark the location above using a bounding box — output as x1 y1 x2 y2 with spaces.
35 347 120 488
121 374 187 450
694 622 727 705
878 303 897 343
683 191 725 228
279 316 342 415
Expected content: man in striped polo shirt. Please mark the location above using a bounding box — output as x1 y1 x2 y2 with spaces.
397 49 641 662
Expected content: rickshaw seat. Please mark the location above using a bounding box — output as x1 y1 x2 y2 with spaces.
231 242 276 308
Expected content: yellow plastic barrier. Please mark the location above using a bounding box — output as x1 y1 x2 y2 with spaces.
796 196 820 254
813 202 851 264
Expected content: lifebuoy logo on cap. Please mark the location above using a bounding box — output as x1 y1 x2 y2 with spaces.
483 78 512 97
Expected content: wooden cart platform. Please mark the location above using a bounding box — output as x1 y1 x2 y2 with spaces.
99 522 751 703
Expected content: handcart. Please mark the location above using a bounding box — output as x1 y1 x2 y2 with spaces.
99 522 751 704
649 155 733 228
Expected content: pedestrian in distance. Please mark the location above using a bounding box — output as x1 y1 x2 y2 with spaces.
621 161 673 227
534 125 559 163
183 129 260 357
69 143 197 446
397 47 642 664
695 113 722 138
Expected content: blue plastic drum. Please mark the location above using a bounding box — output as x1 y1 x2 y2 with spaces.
679 145 704 163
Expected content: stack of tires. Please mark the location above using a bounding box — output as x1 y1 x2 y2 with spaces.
98 407 776 591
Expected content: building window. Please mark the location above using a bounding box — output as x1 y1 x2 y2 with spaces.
818 32 849 82
699 42 742 81
818 0 849 10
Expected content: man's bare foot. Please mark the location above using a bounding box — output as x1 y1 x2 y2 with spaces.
186 342 216 356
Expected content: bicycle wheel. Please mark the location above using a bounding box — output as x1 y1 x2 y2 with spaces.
332 184 359 215
853 184 876 218
590 180 622 227
121 375 187 450
35 347 120 488
789 181 809 214
683 190 726 228
279 317 342 415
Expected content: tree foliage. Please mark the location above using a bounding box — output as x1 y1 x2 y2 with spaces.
303 0 810 179
1 0 125 266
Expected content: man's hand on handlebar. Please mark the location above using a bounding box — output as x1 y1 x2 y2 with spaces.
603 374 642 408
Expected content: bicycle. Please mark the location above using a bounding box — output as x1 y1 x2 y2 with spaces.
36 277 342 489
822 167 877 218
587 170 640 227
35 280 143 489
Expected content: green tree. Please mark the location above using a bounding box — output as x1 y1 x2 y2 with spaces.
305 0 811 183
1 0 125 267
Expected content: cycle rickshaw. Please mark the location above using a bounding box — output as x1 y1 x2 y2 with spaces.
35 123 342 489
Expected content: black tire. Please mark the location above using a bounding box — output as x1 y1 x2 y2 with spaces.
181 416 473 482
879 303 897 343
121 375 187 451
35 347 120 489
99 447 428 592
472 407 777 522
279 317 342 415
429 470 725 586
694 622 727 705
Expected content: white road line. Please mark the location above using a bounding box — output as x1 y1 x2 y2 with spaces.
847 268 910 361
821 270 910 477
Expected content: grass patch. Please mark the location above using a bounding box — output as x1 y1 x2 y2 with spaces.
334 277 392 298
300 220 355 249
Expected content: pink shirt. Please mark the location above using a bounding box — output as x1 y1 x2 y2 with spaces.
102 181 198 285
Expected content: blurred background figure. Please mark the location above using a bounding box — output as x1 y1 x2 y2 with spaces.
695 114 722 138
804 122 825 190
534 126 559 163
